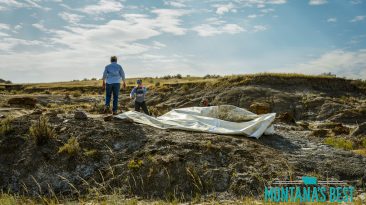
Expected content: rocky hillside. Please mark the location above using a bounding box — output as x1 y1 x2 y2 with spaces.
0 74 366 203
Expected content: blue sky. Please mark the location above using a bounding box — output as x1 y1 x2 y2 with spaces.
0 0 365 83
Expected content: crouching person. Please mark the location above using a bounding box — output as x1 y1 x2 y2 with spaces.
130 79 150 115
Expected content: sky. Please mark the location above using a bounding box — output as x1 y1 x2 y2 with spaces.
0 0 365 83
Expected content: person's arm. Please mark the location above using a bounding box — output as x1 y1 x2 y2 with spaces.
119 65 126 89
102 67 108 89
130 87 136 99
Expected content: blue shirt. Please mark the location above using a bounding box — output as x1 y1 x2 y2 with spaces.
130 86 147 102
103 62 125 84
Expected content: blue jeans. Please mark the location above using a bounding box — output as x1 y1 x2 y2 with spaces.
105 83 120 112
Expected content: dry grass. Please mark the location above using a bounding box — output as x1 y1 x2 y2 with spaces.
353 149 366 156
72 91 82 97
245 72 338 79
29 115 56 145
4 72 363 95
58 136 80 156
0 194 364 205
0 116 13 137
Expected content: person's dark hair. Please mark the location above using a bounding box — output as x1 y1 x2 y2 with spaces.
111 56 117 62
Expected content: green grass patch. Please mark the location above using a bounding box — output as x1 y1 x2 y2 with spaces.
353 149 366 156
127 159 143 170
324 137 353 150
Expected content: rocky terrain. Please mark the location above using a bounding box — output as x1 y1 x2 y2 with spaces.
0 74 366 203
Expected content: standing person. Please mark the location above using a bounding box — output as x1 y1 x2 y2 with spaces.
102 56 126 115
130 79 150 115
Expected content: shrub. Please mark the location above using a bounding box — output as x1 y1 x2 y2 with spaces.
128 159 143 170
29 116 56 145
155 82 161 87
84 149 97 157
362 137 366 148
72 91 82 98
58 136 80 156
90 102 105 114
0 116 13 137
324 137 353 150
203 74 221 79
162 75 172 79
181 84 190 92
205 140 212 150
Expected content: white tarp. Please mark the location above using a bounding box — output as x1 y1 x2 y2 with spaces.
115 105 276 138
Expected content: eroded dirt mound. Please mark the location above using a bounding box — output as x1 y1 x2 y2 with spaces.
0 75 366 201
0 113 365 201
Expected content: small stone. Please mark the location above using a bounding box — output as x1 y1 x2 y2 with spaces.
0 114 4 118
74 110 88 120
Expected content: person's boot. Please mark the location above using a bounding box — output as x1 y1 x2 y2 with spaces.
113 111 118 115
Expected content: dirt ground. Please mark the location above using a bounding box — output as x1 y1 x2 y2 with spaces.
0 75 366 202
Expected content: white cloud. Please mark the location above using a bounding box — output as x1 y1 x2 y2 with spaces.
0 37 44 52
291 49 366 79
0 23 10 30
164 0 186 8
350 15 365 22
0 32 9 37
261 8 274 13
14 25 22 30
193 23 245 37
253 25 267 32
59 12 84 24
351 0 362 4
151 9 187 35
152 41 167 49
80 0 123 14
0 0 26 8
248 14 257 18
32 23 48 32
0 8 190 82
309 0 328 5
214 3 235 15
327 17 337 23
268 0 287 4
0 0 49 10
231 0 286 7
